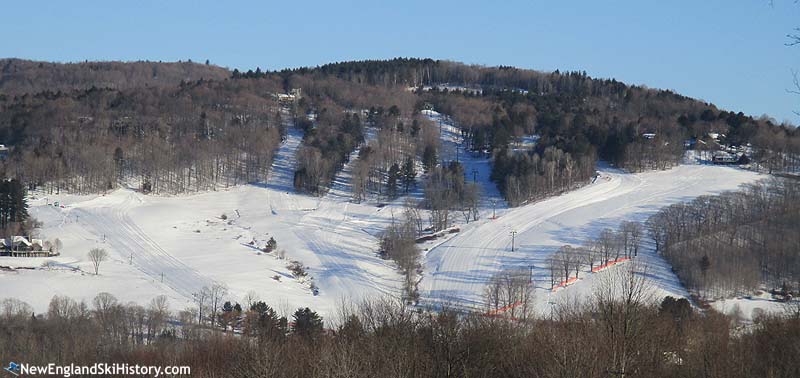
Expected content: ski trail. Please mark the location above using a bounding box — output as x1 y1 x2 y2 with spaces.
325 127 377 202
73 193 213 299
419 163 758 312
297 200 401 299
264 116 304 215
423 110 504 209
422 169 629 308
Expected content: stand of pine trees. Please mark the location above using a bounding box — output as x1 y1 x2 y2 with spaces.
0 179 28 234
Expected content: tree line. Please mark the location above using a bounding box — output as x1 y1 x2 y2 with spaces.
0 58 228 96
2 282 799 378
646 177 800 299
545 221 644 290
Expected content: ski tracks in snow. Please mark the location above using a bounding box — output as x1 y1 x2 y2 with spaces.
73 193 214 300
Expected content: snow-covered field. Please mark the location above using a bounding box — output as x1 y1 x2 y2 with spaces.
0 116 783 321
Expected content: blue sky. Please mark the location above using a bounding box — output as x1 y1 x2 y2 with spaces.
2 1 798 123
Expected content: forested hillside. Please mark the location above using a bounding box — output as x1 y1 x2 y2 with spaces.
647 177 800 298
0 79 286 194
292 59 800 204
0 59 229 95
1 58 798 203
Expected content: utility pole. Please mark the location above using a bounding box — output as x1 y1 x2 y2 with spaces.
491 199 497 220
472 169 478 182
510 230 517 252
129 253 133 265
529 264 535 284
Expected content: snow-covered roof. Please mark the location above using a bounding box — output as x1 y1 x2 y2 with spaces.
12 236 32 246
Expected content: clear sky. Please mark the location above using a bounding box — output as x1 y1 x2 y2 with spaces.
2 0 798 123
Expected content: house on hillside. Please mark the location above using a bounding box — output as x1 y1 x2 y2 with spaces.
0 144 9 160
712 151 738 164
0 236 52 257
275 88 302 104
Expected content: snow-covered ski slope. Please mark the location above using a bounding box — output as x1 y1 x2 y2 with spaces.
325 127 377 202
419 163 761 314
1 123 403 316
264 124 304 215
0 111 766 318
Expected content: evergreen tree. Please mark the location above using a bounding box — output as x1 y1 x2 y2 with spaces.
699 255 710 277
222 301 233 313
423 145 438 173
249 301 287 340
410 119 420 137
387 163 400 198
265 237 277 252
292 307 323 338
0 179 28 231
402 157 416 193
113 147 124 180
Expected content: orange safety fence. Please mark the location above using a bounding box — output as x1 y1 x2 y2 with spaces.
485 299 524 316
551 276 579 292
487 256 634 316
591 257 630 273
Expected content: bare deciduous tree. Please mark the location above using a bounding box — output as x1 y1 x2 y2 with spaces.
484 268 535 321
88 248 108 275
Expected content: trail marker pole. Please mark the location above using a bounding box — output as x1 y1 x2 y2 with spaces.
510 230 517 252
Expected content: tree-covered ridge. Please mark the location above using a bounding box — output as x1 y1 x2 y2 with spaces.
0 58 230 95
291 59 798 204
0 77 287 194
0 58 797 203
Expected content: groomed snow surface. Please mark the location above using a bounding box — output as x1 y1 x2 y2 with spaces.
0 124 782 321
420 162 763 316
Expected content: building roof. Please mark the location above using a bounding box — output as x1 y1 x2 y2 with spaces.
11 236 32 246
